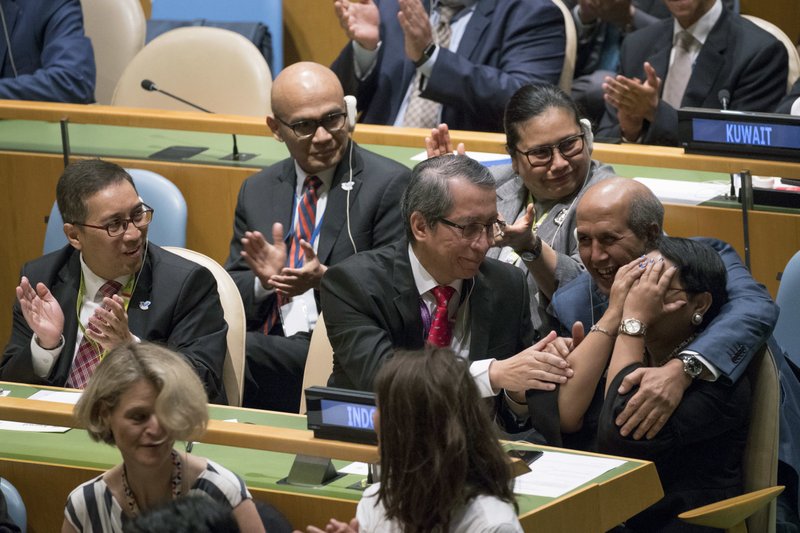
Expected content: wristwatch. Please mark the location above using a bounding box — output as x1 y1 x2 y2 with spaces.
618 318 647 337
518 234 543 262
678 354 704 379
414 42 436 67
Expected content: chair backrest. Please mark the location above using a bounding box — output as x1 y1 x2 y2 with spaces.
775 250 800 366
111 26 271 117
299 312 334 414
552 0 577 93
162 246 246 407
742 345 781 533
80 0 146 104
43 168 187 254
0 477 26 532
742 15 800 91
150 0 283 74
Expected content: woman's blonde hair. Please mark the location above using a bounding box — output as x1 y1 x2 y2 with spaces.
75 342 209 444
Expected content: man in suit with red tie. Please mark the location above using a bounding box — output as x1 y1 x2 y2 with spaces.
224 62 410 412
321 155 573 444
1 159 228 403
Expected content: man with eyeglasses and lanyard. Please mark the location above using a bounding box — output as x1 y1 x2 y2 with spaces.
321 155 574 445
1 159 229 403
224 62 410 413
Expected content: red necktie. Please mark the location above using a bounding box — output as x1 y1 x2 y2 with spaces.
263 175 322 334
427 285 456 347
66 279 122 389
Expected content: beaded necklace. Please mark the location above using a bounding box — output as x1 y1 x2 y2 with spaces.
121 449 182 516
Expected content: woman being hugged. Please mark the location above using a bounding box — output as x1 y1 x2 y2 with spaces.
62 342 264 533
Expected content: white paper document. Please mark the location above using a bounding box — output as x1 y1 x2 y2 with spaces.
411 150 511 167
634 177 730 205
27 390 82 404
339 462 369 476
0 420 70 433
514 451 625 498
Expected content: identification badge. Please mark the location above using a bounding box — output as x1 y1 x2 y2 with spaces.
279 289 319 336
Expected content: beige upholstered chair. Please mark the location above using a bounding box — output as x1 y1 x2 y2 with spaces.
80 0 146 104
112 27 271 117
552 0 577 93
298 312 334 414
679 345 783 533
742 15 800 91
162 247 246 407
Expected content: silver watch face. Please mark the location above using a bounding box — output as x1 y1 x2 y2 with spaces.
682 355 703 378
620 319 645 336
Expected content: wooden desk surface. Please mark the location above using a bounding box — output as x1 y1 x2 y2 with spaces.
0 382 662 533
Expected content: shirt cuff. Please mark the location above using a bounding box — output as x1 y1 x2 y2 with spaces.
682 349 721 381
353 40 382 80
253 277 275 302
470 358 499 398
503 390 530 422
31 334 64 378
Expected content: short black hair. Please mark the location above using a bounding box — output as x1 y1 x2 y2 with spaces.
56 159 135 224
504 83 583 150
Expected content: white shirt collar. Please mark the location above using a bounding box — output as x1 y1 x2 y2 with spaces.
407 243 463 298
673 0 722 45
293 161 336 196
79 254 131 300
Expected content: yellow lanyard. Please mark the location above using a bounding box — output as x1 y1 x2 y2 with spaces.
75 273 134 360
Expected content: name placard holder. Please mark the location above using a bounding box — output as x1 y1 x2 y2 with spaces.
678 108 800 162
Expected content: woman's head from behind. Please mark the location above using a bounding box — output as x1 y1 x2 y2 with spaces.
504 83 592 202
373 347 514 532
75 342 209 451
647 237 728 344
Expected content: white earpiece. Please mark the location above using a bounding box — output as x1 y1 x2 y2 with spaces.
344 95 357 131
580 118 594 153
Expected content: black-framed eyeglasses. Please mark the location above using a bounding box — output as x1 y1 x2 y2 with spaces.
73 204 154 237
275 112 348 139
511 132 586 167
438 218 506 241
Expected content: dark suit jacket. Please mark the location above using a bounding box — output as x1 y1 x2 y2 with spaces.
321 240 561 444
1 244 228 403
777 77 800 114
0 0 95 103
331 0 565 133
597 8 788 145
225 142 410 330
598 362 750 531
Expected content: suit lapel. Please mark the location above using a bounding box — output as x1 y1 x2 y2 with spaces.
392 243 425 348
467 268 492 360
0 1 18 76
53 252 83 367
127 247 154 335
683 10 728 107
267 159 297 245
317 142 363 264
647 25 673 84
456 0 493 60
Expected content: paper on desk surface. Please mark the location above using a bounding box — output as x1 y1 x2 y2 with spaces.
0 390 81 433
27 390 82 404
514 451 625 498
411 150 511 167
634 177 730 205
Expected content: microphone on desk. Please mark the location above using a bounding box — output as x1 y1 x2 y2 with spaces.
140 79 253 161
718 89 731 111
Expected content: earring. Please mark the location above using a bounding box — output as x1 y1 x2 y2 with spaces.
691 312 703 325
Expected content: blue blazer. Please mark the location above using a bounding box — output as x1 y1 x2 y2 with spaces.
331 0 566 132
0 0 95 103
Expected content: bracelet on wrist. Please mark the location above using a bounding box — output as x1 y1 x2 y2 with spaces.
589 324 616 338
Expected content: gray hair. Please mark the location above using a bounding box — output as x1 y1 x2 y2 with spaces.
401 155 495 241
627 186 665 251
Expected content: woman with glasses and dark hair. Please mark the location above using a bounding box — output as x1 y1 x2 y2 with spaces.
308 347 522 533
61 342 265 533
562 237 750 531
426 83 616 337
